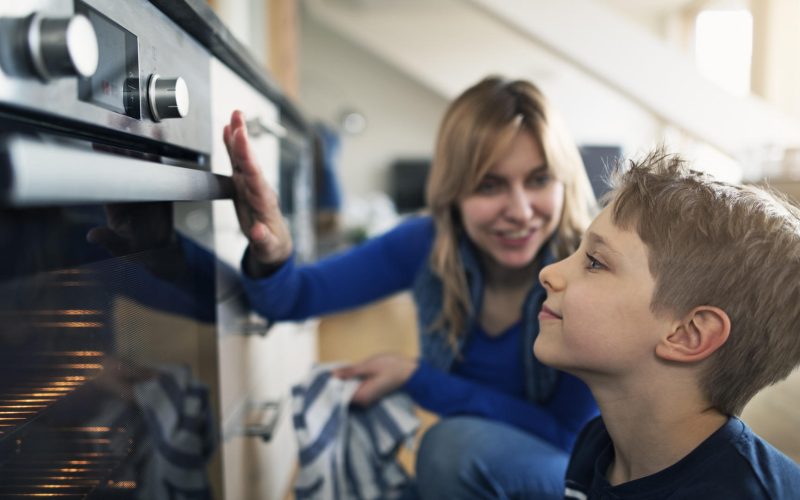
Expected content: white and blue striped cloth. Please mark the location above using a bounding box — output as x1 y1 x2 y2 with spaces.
291 364 419 500
133 364 215 500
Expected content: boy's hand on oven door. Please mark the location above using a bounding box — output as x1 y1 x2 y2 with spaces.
223 109 293 274
333 353 418 406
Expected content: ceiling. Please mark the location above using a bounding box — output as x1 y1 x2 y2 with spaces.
603 0 698 15
303 0 800 161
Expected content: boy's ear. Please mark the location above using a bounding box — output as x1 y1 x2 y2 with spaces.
655 306 731 363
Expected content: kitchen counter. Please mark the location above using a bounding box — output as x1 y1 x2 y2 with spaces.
149 0 310 137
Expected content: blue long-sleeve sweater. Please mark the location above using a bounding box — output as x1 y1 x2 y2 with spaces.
242 216 598 452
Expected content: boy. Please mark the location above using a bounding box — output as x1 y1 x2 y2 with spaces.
535 148 800 499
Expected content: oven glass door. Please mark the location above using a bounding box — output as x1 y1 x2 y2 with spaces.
0 200 218 499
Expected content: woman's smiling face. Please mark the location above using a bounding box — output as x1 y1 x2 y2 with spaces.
458 130 564 274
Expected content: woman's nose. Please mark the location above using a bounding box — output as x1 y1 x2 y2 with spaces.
505 185 534 221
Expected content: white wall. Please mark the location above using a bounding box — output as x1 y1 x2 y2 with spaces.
753 0 800 118
212 0 270 67
299 14 447 199
533 64 663 157
298 10 664 199
213 0 800 195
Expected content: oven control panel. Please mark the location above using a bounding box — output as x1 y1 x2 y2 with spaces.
147 74 189 122
0 0 209 153
74 1 142 119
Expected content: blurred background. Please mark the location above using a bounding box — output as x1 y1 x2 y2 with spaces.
210 0 800 197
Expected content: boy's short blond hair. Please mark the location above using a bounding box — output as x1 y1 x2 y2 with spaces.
608 148 800 416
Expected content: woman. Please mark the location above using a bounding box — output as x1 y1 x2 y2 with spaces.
225 76 599 499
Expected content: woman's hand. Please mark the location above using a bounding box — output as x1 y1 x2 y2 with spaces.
223 110 293 275
334 353 418 406
87 202 174 256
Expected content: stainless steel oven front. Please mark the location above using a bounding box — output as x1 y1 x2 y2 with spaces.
0 0 228 498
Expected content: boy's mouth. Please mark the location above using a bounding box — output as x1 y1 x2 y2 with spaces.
538 304 562 320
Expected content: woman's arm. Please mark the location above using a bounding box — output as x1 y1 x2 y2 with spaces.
404 361 598 453
242 216 435 321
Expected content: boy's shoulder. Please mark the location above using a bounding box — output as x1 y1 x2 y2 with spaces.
565 416 800 499
725 417 800 499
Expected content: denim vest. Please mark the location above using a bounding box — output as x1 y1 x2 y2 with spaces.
411 235 558 404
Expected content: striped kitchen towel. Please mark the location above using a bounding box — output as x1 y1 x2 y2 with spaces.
133 364 215 500
291 364 419 500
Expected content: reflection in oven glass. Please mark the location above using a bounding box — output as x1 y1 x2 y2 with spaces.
0 203 217 499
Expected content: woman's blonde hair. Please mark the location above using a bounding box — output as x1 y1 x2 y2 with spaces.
425 76 596 347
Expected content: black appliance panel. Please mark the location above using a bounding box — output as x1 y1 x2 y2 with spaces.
0 201 217 498
76 1 141 118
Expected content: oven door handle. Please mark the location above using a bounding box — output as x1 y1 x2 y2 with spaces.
246 116 287 139
1 135 233 206
246 116 310 149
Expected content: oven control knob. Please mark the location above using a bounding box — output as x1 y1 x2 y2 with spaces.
147 74 190 122
25 13 99 81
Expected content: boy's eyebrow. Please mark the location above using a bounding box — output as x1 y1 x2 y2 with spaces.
586 231 622 257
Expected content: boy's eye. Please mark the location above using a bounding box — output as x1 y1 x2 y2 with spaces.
585 253 606 271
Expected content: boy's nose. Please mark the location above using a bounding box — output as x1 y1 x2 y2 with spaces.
539 261 564 292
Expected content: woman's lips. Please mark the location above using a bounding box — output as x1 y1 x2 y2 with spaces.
538 304 562 321
494 227 537 247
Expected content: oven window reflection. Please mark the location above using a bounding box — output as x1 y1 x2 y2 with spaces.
0 202 217 499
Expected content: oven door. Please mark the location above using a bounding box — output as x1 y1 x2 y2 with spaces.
0 133 230 499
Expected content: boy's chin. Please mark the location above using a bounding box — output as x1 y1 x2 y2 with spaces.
533 338 584 377
536 353 581 378
532 339 562 369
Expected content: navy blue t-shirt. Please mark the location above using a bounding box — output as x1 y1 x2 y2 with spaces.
565 416 800 499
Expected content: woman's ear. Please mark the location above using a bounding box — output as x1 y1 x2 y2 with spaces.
655 306 730 363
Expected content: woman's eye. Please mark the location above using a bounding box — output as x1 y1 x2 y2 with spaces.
585 253 605 271
527 173 552 188
476 180 501 194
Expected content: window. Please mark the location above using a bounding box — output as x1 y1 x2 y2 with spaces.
694 4 753 96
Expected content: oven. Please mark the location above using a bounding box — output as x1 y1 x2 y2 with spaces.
0 0 225 497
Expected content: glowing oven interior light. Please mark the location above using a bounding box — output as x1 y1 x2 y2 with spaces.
53 364 103 370
29 387 73 393
38 351 104 356
1 309 103 316
30 322 104 328
55 427 112 433
107 480 137 489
